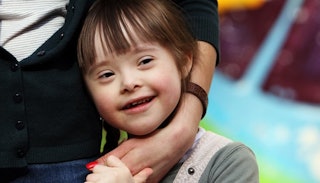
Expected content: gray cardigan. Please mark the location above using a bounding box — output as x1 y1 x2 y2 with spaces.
161 131 260 182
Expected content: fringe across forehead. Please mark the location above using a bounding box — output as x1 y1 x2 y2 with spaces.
95 11 155 56
78 0 197 73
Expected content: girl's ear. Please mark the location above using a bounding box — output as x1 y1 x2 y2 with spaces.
182 52 193 79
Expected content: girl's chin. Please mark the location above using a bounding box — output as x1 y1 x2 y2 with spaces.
127 125 159 136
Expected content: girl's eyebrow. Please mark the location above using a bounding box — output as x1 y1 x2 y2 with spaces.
87 44 157 75
87 59 110 75
132 44 157 54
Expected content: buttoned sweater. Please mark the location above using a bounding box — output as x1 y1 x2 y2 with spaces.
161 130 259 183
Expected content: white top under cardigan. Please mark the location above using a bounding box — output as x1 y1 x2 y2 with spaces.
0 0 68 61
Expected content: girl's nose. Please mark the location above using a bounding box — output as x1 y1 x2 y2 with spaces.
120 75 141 94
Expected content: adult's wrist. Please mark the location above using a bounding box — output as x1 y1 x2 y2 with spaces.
186 82 208 119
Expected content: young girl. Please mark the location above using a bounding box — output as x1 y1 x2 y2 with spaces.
78 0 259 182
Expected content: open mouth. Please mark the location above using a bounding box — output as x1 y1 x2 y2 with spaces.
122 97 154 110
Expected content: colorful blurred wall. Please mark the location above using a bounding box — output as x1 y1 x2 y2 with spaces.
201 0 320 182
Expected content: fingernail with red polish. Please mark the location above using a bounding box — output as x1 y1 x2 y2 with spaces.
86 161 98 170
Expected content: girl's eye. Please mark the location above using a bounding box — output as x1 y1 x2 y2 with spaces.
139 57 153 66
98 71 114 79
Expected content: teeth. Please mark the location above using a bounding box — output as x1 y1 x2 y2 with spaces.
125 98 151 109
132 99 148 105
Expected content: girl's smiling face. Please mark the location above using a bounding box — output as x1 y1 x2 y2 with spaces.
84 32 188 136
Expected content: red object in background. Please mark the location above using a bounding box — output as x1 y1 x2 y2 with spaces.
218 0 285 79
263 0 320 104
219 0 320 104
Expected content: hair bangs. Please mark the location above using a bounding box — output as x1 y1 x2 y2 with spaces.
98 3 166 56
78 0 197 76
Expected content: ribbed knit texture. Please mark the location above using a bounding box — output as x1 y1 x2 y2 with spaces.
0 0 68 61
173 130 232 183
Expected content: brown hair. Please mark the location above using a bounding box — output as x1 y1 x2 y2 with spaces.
78 0 198 90
78 0 198 151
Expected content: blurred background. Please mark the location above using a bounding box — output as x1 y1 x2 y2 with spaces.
201 0 320 182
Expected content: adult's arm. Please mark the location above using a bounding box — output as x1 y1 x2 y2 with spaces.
97 0 219 182
174 0 220 91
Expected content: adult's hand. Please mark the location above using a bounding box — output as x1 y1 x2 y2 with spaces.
97 95 200 182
